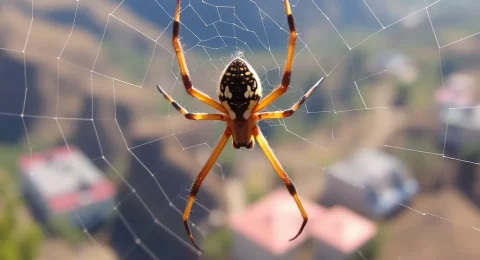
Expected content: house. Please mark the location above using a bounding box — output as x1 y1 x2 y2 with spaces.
310 206 378 260
229 189 326 260
19 146 116 229
367 51 418 107
434 73 480 156
321 149 418 220
368 52 418 84
229 189 378 260
434 72 480 204
434 73 480 129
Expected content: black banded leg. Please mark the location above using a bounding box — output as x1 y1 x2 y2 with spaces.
254 0 297 113
183 127 232 251
255 77 324 120
157 85 227 121
172 0 227 113
252 126 308 241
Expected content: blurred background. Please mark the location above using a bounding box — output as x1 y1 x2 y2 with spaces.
1 0 480 259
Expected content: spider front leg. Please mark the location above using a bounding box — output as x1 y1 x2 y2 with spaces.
172 0 227 114
255 77 324 120
183 127 232 251
254 0 297 113
252 126 308 240
157 85 227 121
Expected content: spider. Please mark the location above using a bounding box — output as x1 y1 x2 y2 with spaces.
157 0 325 251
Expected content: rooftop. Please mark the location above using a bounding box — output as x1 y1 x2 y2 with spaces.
310 205 378 253
19 146 115 213
229 189 326 255
435 73 477 107
229 189 377 255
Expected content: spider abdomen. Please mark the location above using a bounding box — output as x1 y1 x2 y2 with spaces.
218 58 262 119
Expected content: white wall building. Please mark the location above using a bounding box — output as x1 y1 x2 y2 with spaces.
19 146 116 229
321 149 418 220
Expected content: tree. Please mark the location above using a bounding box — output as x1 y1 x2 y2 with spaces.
0 175 43 260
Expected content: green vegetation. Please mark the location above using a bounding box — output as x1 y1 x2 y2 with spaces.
104 155 131 185
0 145 25 182
0 175 43 260
0 144 88 258
203 227 233 260
350 224 388 260
49 217 86 246
246 182 267 204
390 135 442 190
104 41 150 84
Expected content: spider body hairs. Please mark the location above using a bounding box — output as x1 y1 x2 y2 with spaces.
218 58 262 149
157 0 325 252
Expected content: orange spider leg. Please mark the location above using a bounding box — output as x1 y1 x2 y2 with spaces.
255 77 324 120
252 126 308 241
183 127 232 251
173 0 227 113
157 85 227 121
253 0 296 113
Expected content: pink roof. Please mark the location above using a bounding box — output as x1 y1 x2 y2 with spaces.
229 189 327 255
310 206 377 253
434 87 472 106
19 146 73 169
434 73 476 107
48 180 115 214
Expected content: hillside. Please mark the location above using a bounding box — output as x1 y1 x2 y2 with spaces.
0 1 224 259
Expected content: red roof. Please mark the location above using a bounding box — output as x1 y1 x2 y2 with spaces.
434 73 476 107
229 189 327 255
19 145 73 169
310 206 377 253
48 180 115 213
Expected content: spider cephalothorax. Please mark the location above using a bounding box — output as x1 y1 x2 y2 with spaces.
156 0 325 252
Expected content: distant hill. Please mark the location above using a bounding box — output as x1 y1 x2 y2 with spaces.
0 1 222 259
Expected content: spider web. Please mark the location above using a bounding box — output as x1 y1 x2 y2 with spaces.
1 0 480 259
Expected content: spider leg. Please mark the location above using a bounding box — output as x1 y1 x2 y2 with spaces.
173 0 227 113
183 127 232 251
255 77 324 120
254 0 296 113
252 126 308 241
157 85 227 121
